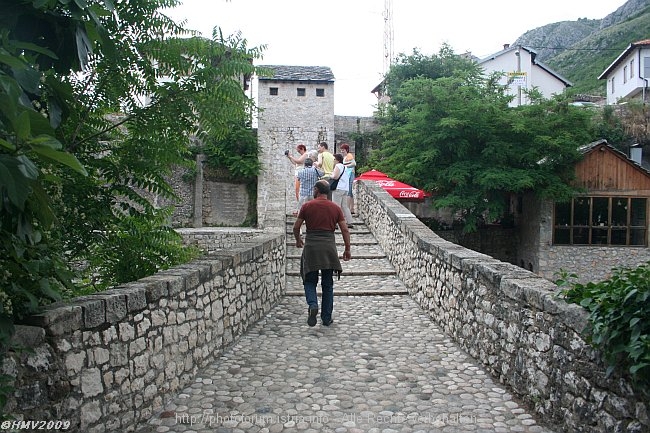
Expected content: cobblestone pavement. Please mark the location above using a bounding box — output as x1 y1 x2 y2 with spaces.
141 218 555 433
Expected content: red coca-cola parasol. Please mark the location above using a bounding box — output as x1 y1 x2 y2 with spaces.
355 169 429 200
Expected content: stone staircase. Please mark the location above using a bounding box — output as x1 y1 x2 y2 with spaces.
285 214 409 296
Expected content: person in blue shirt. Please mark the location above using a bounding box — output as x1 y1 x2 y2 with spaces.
295 158 323 211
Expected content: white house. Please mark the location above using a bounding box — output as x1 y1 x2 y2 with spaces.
478 44 572 107
598 39 650 105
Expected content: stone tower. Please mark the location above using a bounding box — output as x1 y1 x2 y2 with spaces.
256 65 335 231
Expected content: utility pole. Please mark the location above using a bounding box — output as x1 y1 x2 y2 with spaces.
383 0 394 77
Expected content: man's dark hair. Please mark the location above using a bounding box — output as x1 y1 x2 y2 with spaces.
319 142 328 150
314 180 329 195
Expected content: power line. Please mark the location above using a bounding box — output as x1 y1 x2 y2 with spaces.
527 46 626 51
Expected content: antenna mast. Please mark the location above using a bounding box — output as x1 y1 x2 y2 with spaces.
382 0 394 76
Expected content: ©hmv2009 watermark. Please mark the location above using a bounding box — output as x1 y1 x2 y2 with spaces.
1 420 71 430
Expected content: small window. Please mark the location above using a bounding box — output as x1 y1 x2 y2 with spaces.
630 59 634 79
611 78 615 94
316 88 325 97
297 88 306 97
269 87 278 96
623 66 628 83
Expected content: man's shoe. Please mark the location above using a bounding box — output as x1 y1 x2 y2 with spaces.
307 308 318 327
322 318 334 327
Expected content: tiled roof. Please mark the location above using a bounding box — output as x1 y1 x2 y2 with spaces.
257 65 335 82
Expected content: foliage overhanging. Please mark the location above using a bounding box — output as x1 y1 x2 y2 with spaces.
0 0 264 341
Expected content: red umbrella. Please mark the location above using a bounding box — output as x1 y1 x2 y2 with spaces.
355 169 429 200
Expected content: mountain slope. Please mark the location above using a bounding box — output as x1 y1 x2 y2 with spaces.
512 0 650 96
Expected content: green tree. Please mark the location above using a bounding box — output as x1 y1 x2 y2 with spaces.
384 44 480 98
372 48 595 232
0 0 263 330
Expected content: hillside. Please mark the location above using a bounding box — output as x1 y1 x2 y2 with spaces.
512 0 650 96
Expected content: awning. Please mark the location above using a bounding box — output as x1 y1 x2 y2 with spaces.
355 169 429 200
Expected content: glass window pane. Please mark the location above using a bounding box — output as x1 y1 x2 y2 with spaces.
611 228 627 245
554 228 570 245
574 197 590 226
630 229 646 246
631 198 647 226
573 227 589 244
592 228 608 245
592 197 609 226
611 198 627 226
554 202 571 226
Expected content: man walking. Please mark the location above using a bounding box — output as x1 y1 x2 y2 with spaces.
293 180 351 326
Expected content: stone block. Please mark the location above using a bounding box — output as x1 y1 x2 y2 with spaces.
139 275 169 303
165 273 186 295
106 285 147 313
183 260 213 282
73 297 106 329
28 305 83 336
81 368 103 397
96 292 127 323
11 325 46 348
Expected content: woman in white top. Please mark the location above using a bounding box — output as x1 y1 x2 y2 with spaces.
340 143 356 215
286 144 309 214
331 153 354 228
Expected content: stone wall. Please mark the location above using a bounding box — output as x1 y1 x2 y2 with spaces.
177 227 265 255
333 115 379 150
3 234 285 433
165 159 252 229
355 180 649 433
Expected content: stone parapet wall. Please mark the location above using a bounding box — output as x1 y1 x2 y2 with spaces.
4 234 285 433
355 180 649 433
177 227 266 255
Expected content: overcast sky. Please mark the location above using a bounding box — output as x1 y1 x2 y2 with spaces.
165 0 628 117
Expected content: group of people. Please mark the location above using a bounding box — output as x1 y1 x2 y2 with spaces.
286 142 355 327
286 141 356 223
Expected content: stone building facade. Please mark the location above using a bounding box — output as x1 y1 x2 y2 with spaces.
256 65 335 230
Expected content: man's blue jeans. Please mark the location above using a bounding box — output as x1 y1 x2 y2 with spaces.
304 269 334 323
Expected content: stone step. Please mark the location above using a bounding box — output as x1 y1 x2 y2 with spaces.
287 235 378 245
284 215 401 294
286 243 385 257
285 274 408 296
286 253 386 260
286 257 394 274
286 268 397 277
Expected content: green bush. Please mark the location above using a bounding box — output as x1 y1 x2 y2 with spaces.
557 264 650 396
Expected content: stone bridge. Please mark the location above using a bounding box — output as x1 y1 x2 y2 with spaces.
4 181 648 433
